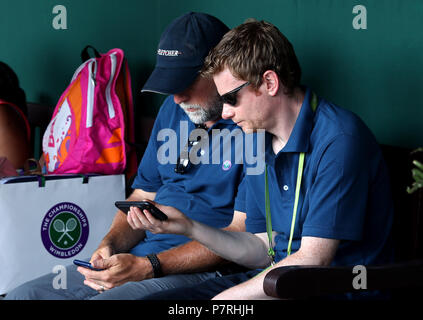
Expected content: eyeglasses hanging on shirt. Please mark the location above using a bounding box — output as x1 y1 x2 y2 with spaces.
175 123 208 174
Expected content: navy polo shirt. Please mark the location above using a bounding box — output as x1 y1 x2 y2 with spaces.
237 88 394 266
131 96 245 256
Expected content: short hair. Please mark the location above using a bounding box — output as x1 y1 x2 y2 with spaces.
202 19 301 95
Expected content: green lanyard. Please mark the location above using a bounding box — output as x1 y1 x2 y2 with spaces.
265 92 317 264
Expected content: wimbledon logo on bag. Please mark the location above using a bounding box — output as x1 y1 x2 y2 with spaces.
41 202 89 258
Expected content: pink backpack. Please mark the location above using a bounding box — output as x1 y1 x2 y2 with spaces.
42 47 137 176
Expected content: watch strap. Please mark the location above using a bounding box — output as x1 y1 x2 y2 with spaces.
146 253 163 278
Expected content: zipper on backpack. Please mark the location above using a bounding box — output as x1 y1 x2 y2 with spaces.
105 53 117 119
86 60 97 128
71 57 96 83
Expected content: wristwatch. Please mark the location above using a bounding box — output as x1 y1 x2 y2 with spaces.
146 253 163 278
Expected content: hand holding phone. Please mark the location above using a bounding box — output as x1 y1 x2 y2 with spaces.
73 259 104 271
115 200 168 221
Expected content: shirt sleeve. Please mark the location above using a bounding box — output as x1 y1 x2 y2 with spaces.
244 177 267 234
301 134 371 241
233 169 246 213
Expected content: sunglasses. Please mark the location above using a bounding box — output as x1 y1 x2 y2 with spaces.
175 124 207 174
219 82 250 106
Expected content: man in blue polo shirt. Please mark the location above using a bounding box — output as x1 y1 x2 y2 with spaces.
133 19 394 300
6 12 249 300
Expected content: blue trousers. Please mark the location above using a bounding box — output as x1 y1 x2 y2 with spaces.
4 262 217 300
143 269 261 300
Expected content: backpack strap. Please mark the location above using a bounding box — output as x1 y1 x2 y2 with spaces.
81 45 101 62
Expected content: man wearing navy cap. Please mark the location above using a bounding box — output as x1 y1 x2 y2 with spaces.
6 12 248 300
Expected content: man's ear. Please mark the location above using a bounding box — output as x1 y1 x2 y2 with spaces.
262 70 279 96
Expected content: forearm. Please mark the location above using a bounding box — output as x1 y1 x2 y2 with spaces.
213 250 321 300
100 189 156 253
188 221 271 269
158 241 226 274
214 237 340 300
100 212 144 253
157 210 248 274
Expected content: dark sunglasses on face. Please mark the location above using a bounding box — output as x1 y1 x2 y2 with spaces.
219 82 250 106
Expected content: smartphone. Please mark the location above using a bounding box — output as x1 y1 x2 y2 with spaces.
73 259 104 271
114 200 168 221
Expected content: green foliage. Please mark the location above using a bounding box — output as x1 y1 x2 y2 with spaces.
407 148 423 194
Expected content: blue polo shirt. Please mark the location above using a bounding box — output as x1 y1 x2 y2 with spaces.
237 88 394 266
131 96 245 256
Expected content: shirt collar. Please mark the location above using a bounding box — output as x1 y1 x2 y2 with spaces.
265 87 317 163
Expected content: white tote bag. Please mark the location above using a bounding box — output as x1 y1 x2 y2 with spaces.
0 174 125 294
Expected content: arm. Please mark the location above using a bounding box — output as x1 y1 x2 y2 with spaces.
158 210 247 275
213 236 340 300
80 207 243 292
80 205 245 291
0 104 29 169
187 218 272 269
93 188 156 258
128 205 272 269
78 188 157 291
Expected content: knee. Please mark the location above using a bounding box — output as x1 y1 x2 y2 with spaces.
4 283 41 300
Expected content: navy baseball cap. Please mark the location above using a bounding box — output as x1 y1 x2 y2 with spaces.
141 12 229 95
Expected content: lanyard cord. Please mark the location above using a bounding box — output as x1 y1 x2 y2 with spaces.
265 154 304 262
265 165 275 263
287 152 305 256
265 92 318 263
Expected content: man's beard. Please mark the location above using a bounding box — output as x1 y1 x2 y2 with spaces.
180 95 223 124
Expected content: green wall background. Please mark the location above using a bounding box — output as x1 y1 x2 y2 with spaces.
1 0 422 148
